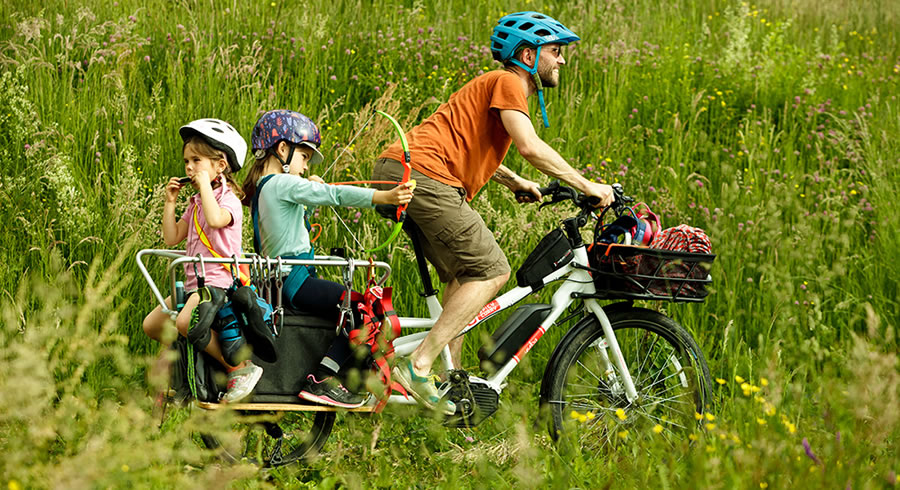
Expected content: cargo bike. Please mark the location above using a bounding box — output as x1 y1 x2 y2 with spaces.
138 183 715 467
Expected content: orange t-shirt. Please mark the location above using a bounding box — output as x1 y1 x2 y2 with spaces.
379 70 529 201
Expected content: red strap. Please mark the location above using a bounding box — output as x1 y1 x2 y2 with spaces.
345 286 406 412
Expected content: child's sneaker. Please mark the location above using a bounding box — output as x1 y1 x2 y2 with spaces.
298 374 364 409
222 361 263 403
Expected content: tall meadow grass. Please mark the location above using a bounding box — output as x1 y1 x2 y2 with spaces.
1 0 898 486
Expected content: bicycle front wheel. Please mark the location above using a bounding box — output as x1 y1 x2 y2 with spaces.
542 307 711 449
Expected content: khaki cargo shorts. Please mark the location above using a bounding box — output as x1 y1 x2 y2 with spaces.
372 158 510 284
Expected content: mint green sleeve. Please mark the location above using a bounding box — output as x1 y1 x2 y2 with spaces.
271 174 376 208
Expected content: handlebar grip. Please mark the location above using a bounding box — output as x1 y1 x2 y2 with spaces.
515 185 556 201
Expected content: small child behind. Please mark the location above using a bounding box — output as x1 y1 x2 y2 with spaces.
142 118 261 403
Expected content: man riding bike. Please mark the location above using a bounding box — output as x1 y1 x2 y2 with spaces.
372 11 614 414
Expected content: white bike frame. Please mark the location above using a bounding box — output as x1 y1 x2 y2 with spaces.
136 242 640 407
389 242 639 405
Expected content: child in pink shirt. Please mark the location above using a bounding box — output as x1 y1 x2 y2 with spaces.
142 118 262 403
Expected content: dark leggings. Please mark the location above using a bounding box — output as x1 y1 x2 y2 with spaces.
288 276 358 374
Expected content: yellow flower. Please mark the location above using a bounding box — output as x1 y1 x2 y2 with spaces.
705 423 717 431
618 430 629 439
570 410 580 419
716 378 726 385
756 417 767 425
705 413 716 421
616 408 627 420
695 412 704 420
760 483 768 489
653 424 664 434
760 377 769 386
586 411 596 420
850 189 857 195
9 481 22 490
121 465 130 472
688 433 698 441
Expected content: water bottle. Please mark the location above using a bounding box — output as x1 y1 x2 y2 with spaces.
175 281 186 311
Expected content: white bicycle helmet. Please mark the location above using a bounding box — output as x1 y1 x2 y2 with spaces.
179 118 248 172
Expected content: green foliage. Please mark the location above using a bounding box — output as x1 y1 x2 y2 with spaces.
1 0 898 486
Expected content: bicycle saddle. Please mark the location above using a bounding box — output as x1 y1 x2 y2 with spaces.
375 204 400 222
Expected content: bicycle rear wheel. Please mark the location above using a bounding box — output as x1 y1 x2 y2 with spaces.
200 410 335 467
541 307 711 450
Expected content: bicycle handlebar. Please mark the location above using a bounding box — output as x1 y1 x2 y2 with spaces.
516 181 635 226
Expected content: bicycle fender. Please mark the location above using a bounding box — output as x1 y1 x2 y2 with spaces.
538 302 634 405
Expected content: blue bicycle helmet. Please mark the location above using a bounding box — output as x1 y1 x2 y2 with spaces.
490 12 580 128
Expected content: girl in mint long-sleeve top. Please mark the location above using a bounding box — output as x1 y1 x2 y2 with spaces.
242 110 414 408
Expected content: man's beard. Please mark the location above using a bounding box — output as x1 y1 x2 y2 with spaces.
537 62 559 88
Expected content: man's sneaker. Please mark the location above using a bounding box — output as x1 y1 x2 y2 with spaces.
222 361 263 403
392 359 456 416
298 374 365 409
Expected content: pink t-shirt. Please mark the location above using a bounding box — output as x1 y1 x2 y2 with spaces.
180 175 243 291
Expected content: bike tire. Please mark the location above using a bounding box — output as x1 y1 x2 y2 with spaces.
541 307 712 449
200 411 335 467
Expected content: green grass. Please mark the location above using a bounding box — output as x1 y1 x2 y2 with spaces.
1 0 899 487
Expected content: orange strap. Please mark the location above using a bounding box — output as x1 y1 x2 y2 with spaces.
192 205 251 286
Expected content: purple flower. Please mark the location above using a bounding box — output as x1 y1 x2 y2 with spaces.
24 144 31 150
374 86 381 91
330 75 337 81
144 55 150 62
802 438 821 465
95 152 101 157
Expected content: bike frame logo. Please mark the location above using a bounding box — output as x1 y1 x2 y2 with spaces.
466 300 500 328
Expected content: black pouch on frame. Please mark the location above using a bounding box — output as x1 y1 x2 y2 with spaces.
515 229 574 289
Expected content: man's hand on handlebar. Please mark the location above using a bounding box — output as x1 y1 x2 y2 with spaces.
582 181 615 208
512 178 543 203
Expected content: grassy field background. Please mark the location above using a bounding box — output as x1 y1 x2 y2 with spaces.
1 0 898 487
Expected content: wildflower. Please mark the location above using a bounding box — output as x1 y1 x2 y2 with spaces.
705 423 716 431
716 378 726 385
465 436 475 442
802 438 821 465
653 424 663 434
695 412 703 420
615 408 627 420
756 418 766 425
688 433 698 441
735 375 745 383
618 430 628 440
144 55 150 62
760 483 768 489
705 413 715 421
570 410 580 419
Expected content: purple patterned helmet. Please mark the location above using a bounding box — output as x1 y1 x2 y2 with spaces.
251 110 324 165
